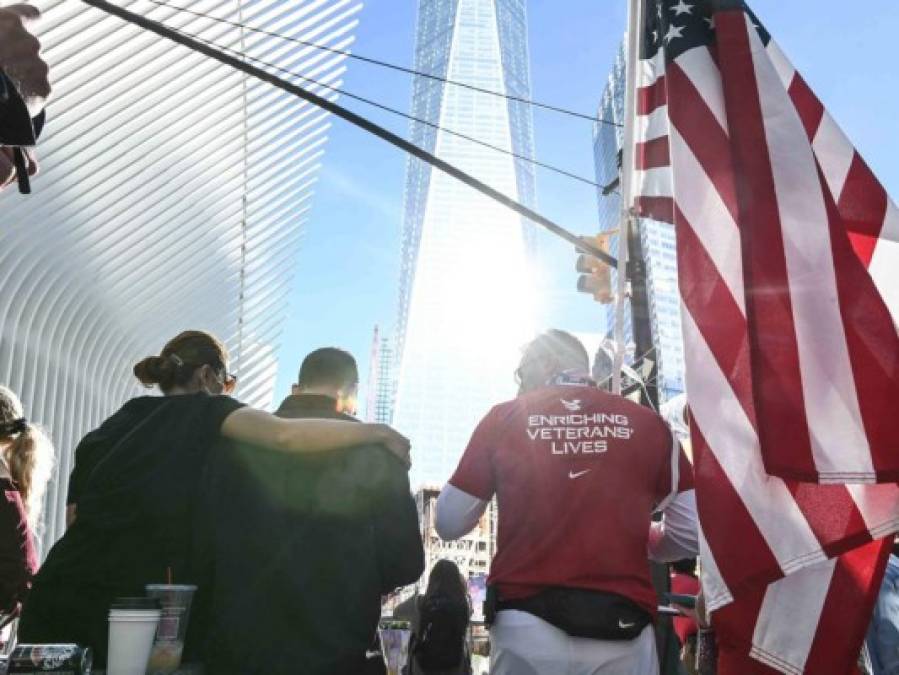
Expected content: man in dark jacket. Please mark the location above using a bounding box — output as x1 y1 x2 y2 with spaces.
204 348 424 674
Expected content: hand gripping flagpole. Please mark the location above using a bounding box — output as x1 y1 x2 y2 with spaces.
81 0 617 269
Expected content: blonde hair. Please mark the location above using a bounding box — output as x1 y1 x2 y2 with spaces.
0 386 54 533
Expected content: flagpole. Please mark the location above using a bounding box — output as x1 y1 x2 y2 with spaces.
619 0 659 410
613 0 640 396
621 5 672 674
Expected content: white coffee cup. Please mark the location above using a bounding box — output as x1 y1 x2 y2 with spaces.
107 598 161 675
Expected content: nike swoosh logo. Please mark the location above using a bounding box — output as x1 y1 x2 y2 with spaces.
568 469 591 479
618 620 636 629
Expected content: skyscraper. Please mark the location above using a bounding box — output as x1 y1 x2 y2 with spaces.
593 43 634 359
593 42 685 401
0 0 360 548
365 325 397 424
393 0 537 488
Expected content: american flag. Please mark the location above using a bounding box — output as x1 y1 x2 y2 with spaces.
628 0 899 672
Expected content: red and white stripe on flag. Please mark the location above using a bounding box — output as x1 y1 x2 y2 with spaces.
629 1 899 672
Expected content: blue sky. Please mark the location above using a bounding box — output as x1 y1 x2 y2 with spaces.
269 0 899 410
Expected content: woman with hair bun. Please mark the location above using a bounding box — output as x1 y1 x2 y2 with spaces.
0 386 53 614
19 330 410 667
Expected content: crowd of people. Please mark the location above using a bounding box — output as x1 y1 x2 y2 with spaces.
0 325 708 675
0 6 704 674
5 332 414 671
0 11 716 672
3 5 896 675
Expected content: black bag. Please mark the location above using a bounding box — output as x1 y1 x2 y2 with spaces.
413 595 468 670
496 587 652 641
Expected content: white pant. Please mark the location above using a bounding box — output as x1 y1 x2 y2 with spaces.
489 609 659 675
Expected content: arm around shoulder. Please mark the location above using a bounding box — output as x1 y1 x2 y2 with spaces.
220 407 411 464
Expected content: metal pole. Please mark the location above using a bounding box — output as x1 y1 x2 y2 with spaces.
627 224 659 409
614 0 642 395
621 3 673 675
619 0 659 410
81 0 618 269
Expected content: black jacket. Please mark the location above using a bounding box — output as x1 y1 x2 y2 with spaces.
19 394 245 667
204 395 424 675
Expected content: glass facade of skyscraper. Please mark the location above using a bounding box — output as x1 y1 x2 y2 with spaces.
594 42 685 401
393 0 537 488
594 43 634 356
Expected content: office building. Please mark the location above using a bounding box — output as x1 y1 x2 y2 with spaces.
393 0 538 487
593 42 685 400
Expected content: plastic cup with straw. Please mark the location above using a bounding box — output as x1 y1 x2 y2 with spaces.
145 567 197 675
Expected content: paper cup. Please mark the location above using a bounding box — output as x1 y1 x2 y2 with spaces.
107 598 160 675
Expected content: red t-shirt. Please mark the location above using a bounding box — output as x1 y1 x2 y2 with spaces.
449 385 694 615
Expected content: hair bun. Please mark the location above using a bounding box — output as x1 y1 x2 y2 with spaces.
133 355 176 387
133 332 228 394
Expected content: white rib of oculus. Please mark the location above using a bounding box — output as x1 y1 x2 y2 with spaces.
0 0 361 551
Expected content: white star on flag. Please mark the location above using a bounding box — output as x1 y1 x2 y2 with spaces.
629 1 899 672
663 23 685 43
670 0 693 16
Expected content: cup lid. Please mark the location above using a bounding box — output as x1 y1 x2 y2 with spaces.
110 597 161 610
146 584 197 592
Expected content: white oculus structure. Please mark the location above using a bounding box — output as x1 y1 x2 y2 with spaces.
0 0 361 550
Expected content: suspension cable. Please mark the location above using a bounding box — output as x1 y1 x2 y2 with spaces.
171 26 602 188
144 0 621 127
82 0 619 268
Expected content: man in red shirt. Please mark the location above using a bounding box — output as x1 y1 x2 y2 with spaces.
435 330 697 675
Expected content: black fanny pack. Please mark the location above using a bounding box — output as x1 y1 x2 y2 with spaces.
487 586 652 641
